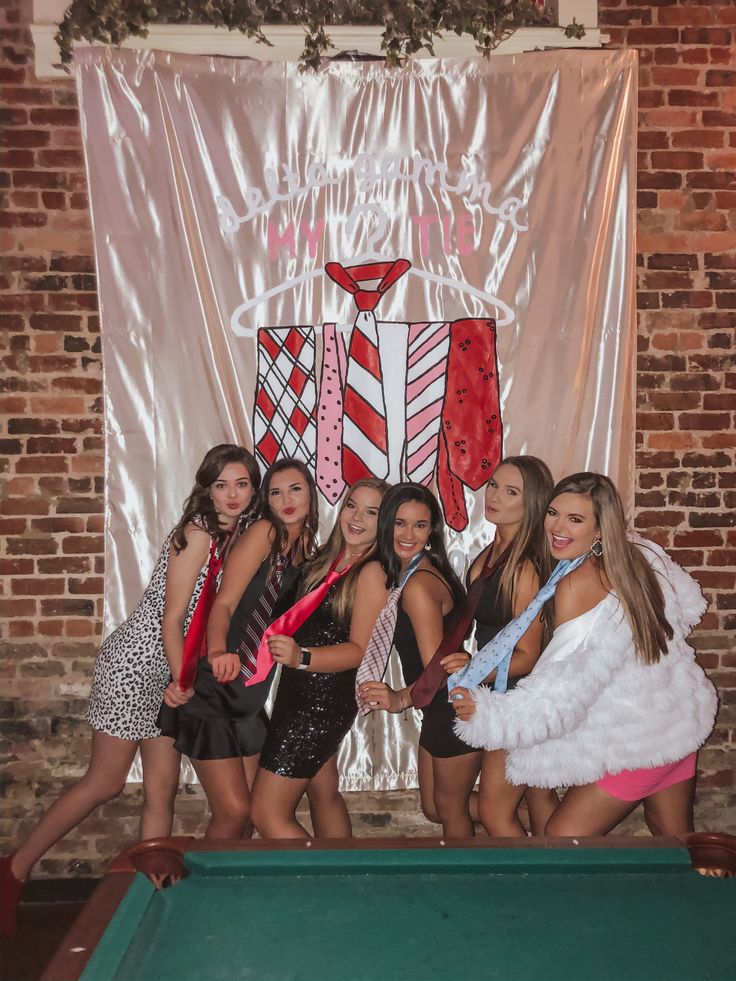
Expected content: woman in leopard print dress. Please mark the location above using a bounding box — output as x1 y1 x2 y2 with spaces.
2 445 259 926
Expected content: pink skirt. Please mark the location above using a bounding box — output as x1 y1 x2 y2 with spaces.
596 753 697 802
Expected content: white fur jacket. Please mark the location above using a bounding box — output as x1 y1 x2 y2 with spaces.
454 536 718 788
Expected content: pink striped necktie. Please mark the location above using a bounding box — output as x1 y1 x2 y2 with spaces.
355 553 422 714
404 321 451 485
325 260 410 484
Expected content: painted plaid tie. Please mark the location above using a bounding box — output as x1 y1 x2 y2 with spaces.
237 551 288 681
448 552 591 694
404 321 451 486
253 326 317 470
355 553 423 714
316 321 348 504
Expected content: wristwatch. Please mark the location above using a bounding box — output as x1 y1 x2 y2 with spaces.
297 647 312 670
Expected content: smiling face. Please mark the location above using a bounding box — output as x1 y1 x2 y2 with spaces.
209 463 255 526
393 499 433 565
266 467 311 529
484 463 525 531
544 492 599 560
340 485 383 553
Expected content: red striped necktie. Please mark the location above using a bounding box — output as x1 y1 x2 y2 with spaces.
237 550 289 682
244 552 354 687
325 260 410 484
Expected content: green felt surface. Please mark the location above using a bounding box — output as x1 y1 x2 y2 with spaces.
80 848 736 981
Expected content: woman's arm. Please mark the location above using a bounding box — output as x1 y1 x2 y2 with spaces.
205 520 273 683
161 524 211 701
268 561 389 673
482 560 543 684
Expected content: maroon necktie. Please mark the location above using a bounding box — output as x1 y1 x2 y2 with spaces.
410 550 508 709
244 553 353 687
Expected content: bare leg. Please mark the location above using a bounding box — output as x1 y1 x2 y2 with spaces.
643 777 695 836
191 757 251 840
525 786 560 837
432 752 482 839
250 768 310 839
417 747 440 825
477 749 526 837
306 755 352 838
11 730 139 880
243 752 260 791
139 736 181 840
545 783 639 837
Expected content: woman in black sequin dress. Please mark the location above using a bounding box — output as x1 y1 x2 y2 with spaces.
251 479 389 839
462 456 559 837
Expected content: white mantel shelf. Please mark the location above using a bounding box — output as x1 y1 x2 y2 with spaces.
32 0 605 78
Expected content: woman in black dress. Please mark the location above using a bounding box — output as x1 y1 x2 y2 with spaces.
251 478 389 839
357 483 473 839
158 459 318 839
463 455 558 836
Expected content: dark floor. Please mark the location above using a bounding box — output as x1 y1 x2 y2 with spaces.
1 880 97 981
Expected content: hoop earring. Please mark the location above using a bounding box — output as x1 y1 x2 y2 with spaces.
591 539 603 557
424 542 431 551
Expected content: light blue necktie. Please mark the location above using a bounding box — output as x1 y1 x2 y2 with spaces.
448 553 590 694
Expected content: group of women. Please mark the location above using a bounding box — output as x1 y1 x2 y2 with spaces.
1 443 718 936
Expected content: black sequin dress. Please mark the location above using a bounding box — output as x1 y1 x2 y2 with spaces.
157 558 299 760
259 583 356 779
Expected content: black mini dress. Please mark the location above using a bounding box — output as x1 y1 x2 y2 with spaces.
258 582 356 780
472 561 517 691
157 558 299 760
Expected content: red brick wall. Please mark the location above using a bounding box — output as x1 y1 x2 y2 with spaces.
1 0 734 873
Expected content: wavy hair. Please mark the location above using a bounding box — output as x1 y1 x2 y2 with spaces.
493 455 554 622
376 482 465 606
171 444 260 552
551 472 673 664
253 458 319 567
299 478 390 626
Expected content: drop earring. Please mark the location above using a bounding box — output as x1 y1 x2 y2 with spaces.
591 539 603 557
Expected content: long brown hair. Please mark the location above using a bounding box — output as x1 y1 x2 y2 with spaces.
300 478 390 626
493 455 554 622
253 458 319 567
551 472 673 664
171 444 260 552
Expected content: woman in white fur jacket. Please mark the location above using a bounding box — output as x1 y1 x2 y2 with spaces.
451 472 718 837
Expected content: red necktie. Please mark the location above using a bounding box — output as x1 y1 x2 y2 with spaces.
178 539 224 690
410 550 508 709
244 553 353 687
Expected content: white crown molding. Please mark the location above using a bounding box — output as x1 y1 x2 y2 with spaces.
32 0 604 78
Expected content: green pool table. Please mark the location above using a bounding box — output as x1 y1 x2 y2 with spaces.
42 835 736 981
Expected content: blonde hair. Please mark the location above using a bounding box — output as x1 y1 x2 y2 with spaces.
552 472 673 664
299 478 390 626
494 456 554 624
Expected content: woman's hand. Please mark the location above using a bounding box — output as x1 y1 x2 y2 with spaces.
209 652 242 683
440 650 470 675
449 686 476 720
357 681 405 714
162 681 194 708
268 635 301 669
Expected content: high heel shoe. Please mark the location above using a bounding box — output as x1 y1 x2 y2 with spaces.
0 855 26 938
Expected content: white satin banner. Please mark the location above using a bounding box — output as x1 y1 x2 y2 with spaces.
75 46 637 789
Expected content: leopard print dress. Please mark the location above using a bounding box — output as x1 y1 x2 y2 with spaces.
86 528 211 741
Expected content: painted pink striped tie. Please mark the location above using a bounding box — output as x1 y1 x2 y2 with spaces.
316 322 348 503
404 321 450 486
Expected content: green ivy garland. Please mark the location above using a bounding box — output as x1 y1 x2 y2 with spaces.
56 0 553 71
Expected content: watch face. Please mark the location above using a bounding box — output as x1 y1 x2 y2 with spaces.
300 648 311 667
